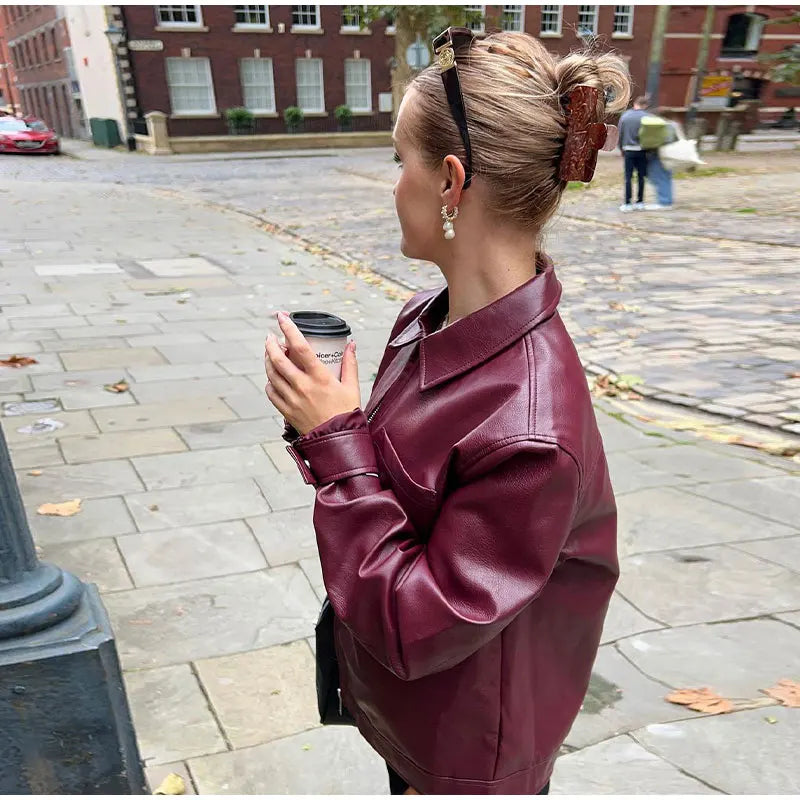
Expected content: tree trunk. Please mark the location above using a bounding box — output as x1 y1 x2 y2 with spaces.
391 8 417 123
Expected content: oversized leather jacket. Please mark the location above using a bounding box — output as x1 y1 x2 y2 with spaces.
287 255 617 794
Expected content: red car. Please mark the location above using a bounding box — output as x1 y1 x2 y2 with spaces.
0 116 60 155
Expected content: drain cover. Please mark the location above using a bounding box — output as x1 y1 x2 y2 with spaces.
4 399 62 417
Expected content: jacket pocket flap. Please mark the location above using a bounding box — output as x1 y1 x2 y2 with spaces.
374 428 438 511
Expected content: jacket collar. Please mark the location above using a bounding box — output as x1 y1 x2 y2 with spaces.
388 253 562 391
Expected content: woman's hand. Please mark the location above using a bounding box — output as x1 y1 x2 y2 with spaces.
264 311 361 436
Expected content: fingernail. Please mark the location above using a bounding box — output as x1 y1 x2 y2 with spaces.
277 311 289 321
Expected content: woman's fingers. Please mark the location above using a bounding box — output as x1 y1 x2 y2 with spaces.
277 312 322 375
265 333 304 387
264 349 293 400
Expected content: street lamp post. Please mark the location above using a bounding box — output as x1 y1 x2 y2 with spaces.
104 23 136 151
0 425 146 792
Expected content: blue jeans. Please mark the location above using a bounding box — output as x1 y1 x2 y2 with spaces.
647 152 673 205
623 150 647 204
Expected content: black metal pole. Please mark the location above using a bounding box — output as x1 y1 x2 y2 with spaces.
0 425 83 638
0 426 146 793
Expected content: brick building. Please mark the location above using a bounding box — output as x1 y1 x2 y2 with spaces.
120 4 656 138
660 5 800 125
0 16 22 113
0 4 85 136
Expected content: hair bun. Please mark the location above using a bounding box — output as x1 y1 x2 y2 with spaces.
555 52 631 117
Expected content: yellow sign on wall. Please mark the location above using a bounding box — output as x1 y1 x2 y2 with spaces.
701 75 734 98
697 74 734 109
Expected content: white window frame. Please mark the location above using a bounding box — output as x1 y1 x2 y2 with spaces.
233 5 270 30
540 5 562 37
340 5 365 32
501 5 525 33
295 57 325 113
612 5 634 37
463 4 485 34
744 13 766 51
291 5 321 31
344 58 372 112
166 56 217 115
577 5 599 37
240 57 275 113
155 5 204 29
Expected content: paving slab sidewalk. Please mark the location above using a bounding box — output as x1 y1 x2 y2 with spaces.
1 171 799 794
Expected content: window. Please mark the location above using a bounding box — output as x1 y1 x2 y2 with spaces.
383 9 395 34
540 5 562 35
721 13 767 58
577 5 598 36
51 28 59 59
41 32 49 62
292 5 320 29
166 57 216 114
501 6 524 32
156 6 202 27
612 6 633 36
463 4 484 33
240 57 275 112
345 58 371 111
295 58 324 112
234 5 269 27
341 6 364 30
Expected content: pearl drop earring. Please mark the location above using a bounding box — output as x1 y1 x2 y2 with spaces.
441 205 458 240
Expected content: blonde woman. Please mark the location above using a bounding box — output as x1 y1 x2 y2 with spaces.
265 28 629 795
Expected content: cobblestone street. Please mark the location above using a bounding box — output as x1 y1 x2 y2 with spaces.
1 145 799 794
3 144 797 430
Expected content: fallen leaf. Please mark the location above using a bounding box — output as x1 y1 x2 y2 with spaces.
148 504 160 512
152 772 186 795
104 379 130 394
37 499 82 517
27 470 43 477
665 687 734 714
765 716 778 724
270 689 281 696
129 618 154 626
761 679 800 708
301 744 312 751
0 355 38 368
787 372 800 379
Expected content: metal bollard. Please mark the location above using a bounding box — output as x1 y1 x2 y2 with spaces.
0 426 146 793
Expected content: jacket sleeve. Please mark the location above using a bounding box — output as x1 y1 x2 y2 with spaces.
290 409 582 681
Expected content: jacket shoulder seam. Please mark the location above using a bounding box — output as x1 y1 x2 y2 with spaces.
462 434 582 490
524 333 536 437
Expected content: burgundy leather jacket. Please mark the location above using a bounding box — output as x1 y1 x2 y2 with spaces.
287 255 617 794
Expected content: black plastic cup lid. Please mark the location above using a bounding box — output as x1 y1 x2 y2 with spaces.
290 311 351 338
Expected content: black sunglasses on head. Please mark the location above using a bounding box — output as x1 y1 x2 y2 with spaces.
432 26 482 190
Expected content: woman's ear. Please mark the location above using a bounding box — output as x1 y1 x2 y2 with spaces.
440 154 466 208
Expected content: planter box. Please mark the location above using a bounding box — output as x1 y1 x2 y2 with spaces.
165 130 392 154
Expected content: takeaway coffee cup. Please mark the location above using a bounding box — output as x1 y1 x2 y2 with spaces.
290 311 351 380
280 311 351 442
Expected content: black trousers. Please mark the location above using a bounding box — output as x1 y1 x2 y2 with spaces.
387 763 550 795
623 149 648 204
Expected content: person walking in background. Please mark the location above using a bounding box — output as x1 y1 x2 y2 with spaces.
644 112 678 210
618 95 650 212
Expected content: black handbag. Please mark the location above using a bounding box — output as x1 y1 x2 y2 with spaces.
315 597 356 726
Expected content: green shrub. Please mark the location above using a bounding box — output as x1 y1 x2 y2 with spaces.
334 105 353 126
225 107 255 133
284 106 304 132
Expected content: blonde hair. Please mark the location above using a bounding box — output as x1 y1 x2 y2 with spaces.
408 32 631 230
